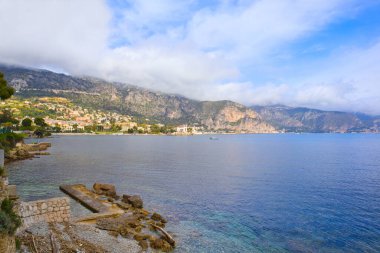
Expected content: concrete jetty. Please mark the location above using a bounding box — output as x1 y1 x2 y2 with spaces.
59 184 124 223
59 184 110 213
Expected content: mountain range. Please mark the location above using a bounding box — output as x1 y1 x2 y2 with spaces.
0 64 379 133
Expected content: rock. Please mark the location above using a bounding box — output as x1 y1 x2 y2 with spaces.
108 231 119 237
93 183 117 198
134 233 150 242
138 240 148 250
155 221 166 228
24 142 51 152
138 209 150 217
122 195 143 209
96 214 141 233
121 194 131 203
134 226 142 233
41 203 47 210
115 201 132 210
29 151 50 155
151 212 167 223
150 238 173 252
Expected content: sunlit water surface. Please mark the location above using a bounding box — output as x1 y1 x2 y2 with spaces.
7 134 380 252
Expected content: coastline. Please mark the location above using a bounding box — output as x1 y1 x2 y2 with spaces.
5 140 176 252
51 132 380 137
5 142 51 164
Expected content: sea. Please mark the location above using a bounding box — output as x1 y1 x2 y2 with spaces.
7 134 380 252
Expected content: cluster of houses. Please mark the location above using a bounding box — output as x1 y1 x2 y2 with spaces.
2 98 205 134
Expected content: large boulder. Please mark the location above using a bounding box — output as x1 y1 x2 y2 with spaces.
96 214 141 233
122 194 143 208
151 212 167 223
93 183 117 198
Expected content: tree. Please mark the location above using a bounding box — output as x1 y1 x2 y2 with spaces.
0 198 21 235
0 109 19 125
34 117 47 127
150 124 161 134
0 72 15 101
33 127 45 138
52 124 62 133
21 118 32 127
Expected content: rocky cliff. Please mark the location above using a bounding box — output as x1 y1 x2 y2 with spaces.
252 105 380 133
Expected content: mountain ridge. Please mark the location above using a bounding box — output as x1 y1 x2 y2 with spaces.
1 64 379 133
0 64 276 133
252 105 380 133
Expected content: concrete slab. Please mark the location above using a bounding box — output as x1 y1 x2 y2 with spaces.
60 184 110 213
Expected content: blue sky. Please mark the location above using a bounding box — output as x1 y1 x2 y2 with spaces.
1 0 380 113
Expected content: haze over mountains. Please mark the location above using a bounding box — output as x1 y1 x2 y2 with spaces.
1 64 379 133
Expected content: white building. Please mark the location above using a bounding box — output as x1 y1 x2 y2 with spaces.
176 125 188 133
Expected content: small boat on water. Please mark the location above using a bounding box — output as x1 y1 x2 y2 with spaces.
209 137 219 140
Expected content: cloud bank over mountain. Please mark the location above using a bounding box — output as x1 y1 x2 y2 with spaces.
0 0 379 114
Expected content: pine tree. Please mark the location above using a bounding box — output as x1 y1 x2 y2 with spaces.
0 72 15 100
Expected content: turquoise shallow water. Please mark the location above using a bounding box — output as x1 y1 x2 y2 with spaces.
7 134 380 252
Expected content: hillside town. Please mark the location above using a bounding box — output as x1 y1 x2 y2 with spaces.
0 97 202 135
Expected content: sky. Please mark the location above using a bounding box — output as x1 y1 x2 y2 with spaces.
0 0 380 114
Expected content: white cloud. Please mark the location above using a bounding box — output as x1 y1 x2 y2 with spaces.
186 0 356 62
0 0 110 73
0 0 379 114
98 45 238 96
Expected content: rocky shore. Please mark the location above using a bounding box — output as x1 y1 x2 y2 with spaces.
5 142 51 163
3 141 176 252
16 183 175 252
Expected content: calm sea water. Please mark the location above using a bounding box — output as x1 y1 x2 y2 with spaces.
7 134 380 252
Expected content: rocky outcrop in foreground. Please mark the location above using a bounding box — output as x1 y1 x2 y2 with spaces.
60 183 175 252
90 183 176 252
17 182 175 252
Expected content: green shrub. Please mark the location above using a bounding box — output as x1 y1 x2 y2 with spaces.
15 238 21 250
33 127 51 138
0 166 6 177
0 132 24 152
0 199 21 235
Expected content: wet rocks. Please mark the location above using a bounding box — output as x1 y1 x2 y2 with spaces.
115 201 132 210
5 142 52 163
96 214 141 232
61 183 174 252
151 212 167 224
6 146 34 161
122 195 143 208
95 206 173 251
150 238 173 252
23 142 51 152
93 183 117 198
